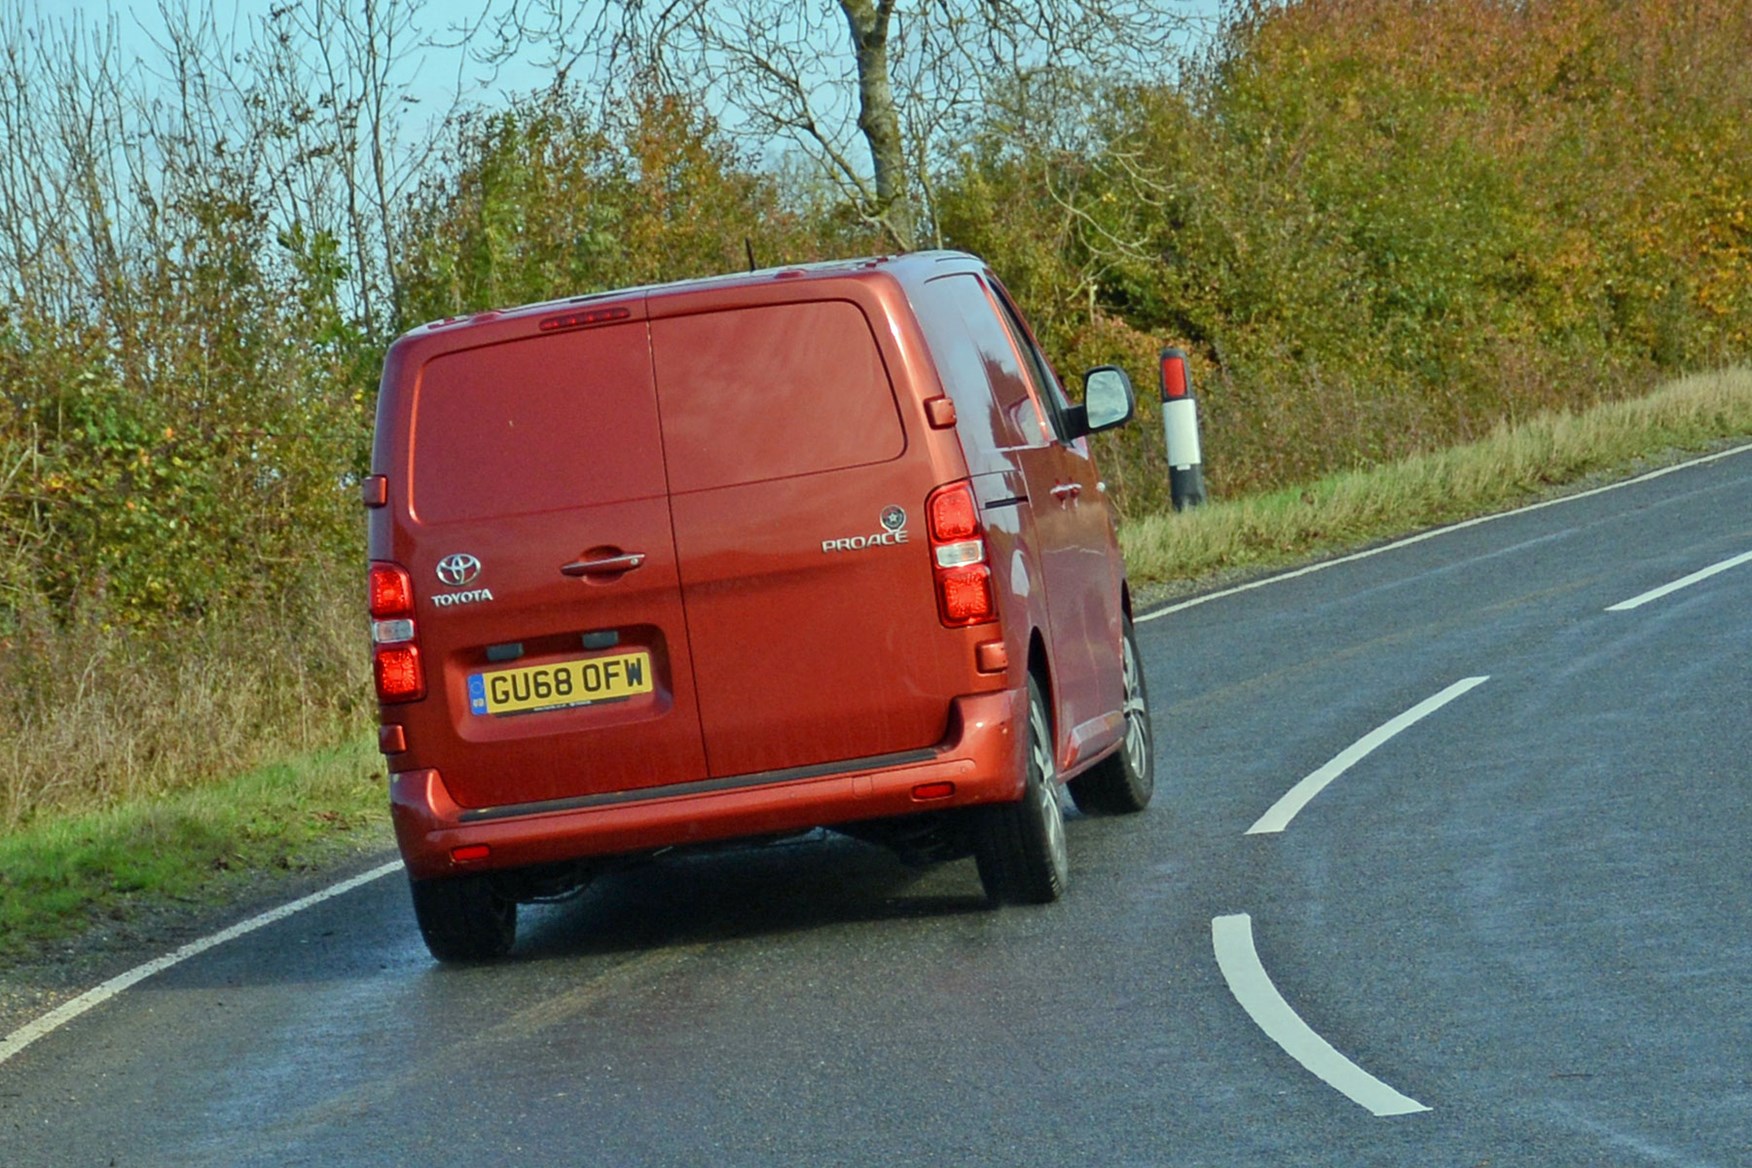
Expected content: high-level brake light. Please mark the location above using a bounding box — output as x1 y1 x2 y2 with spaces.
538 305 631 332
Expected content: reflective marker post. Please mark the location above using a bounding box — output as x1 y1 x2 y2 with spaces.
1160 347 1207 510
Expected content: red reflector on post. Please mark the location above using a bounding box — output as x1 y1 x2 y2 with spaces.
1160 348 1192 401
451 844 491 863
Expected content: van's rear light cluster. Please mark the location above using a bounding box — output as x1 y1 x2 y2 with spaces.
927 481 994 627
369 562 426 703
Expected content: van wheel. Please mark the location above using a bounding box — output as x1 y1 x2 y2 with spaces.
974 676 1069 905
1069 616 1154 816
409 873 517 963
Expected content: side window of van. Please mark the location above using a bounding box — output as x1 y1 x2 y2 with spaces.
652 300 905 493
912 274 1050 448
985 278 1076 445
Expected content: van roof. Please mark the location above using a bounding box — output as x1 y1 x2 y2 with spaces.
401 250 986 339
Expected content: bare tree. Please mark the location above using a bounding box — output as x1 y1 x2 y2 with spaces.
478 1 1192 249
234 0 460 330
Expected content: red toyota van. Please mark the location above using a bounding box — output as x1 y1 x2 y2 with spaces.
366 251 1155 961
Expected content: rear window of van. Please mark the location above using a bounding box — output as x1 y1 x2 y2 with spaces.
652 300 904 493
408 322 666 523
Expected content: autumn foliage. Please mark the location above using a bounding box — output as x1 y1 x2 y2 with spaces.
0 0 1748 820
943 0 1752 505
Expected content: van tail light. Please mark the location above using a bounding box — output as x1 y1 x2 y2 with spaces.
927 482 995 627
368 562 425 703
373 643 425 703
369 563 414 619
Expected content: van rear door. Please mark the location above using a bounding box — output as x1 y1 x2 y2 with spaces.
652 295 962 779
402 316 709 811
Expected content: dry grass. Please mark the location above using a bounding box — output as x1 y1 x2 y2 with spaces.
0 578 369 829
1120 366 1752 584
0 577 386 954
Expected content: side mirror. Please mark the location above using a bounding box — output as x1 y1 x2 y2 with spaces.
1074 365 1136 436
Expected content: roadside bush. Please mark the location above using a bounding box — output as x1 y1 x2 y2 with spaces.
397 83 869 324
0 576 365 828
937 0 1752 500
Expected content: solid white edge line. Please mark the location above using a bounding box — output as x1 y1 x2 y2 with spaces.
1606 548 1752 611
0 859 404 1068
1212 913 1430 1117
1247 677 1489 835
1136 442 1752 625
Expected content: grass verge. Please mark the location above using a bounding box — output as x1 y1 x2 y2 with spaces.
1121 366 1752 585
0 736 389 960
1 577 366 829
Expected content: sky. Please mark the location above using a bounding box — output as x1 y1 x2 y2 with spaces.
20 1 564 132
127 0 561 113
24 0 1225 185
81 0 1225 117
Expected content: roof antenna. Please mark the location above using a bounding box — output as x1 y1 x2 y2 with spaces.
745 237 758 272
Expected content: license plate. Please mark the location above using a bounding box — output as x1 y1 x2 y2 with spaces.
468 651 653 716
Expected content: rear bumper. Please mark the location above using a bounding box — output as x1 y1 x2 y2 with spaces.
390 689 1025 881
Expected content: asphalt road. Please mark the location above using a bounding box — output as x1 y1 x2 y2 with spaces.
3 450 1749 1167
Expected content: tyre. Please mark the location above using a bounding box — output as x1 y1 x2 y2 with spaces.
409 873 517 963
973 675 1069 905
1068 615 1154 816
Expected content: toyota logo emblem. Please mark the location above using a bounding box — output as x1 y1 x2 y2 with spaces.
436 553 482 588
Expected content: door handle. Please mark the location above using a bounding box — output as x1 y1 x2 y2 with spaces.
1050 483 1082 502
560 552 646 577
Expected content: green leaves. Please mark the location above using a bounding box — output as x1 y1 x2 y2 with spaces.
936 0 1752 503
396 85 835 327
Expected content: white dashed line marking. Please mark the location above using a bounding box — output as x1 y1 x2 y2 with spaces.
1606 549 1752 611
1212 913 1430 1117
1247 677 1489 835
